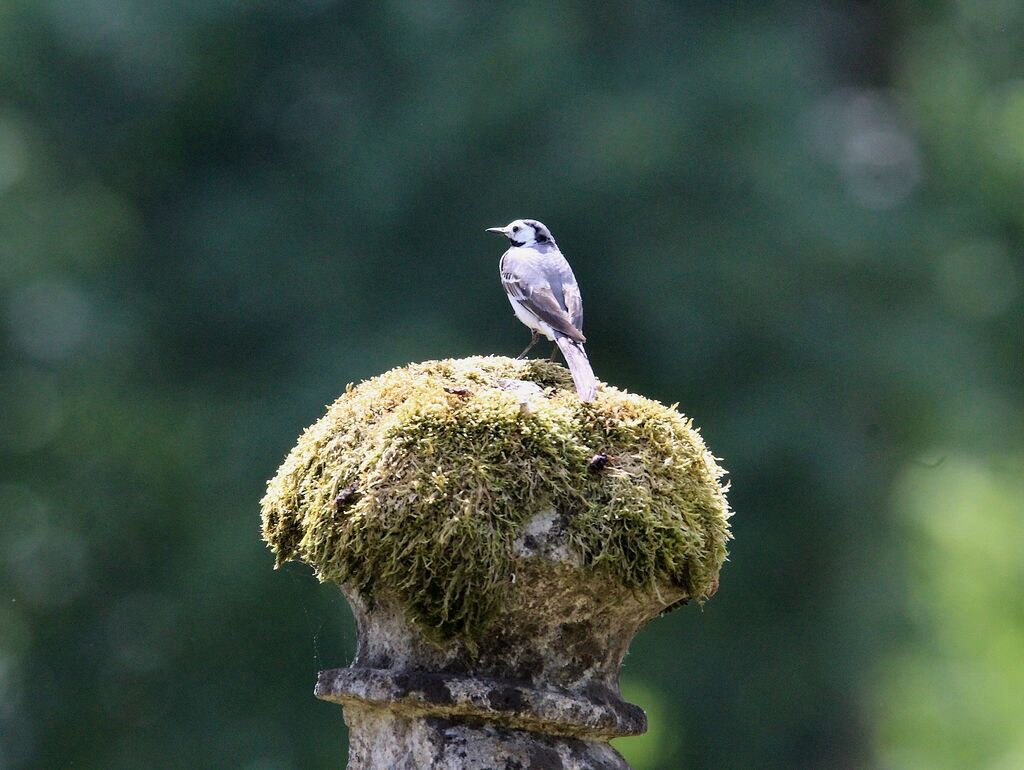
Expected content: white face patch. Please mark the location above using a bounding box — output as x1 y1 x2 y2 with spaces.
507 219 537 246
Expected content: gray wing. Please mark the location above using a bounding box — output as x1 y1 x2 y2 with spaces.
545 249 584 332
501 251 586 343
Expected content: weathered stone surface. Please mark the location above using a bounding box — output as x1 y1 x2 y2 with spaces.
316 667 645 739
341 706 631 770
317 507 688 768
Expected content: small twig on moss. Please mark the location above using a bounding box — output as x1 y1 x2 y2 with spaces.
335 484 360 512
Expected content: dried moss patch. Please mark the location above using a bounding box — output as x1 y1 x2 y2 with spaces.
261 356 731 642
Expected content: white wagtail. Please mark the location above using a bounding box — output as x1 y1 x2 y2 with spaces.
486 219 597 402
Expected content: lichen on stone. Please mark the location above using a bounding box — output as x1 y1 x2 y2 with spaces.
261 356 731 643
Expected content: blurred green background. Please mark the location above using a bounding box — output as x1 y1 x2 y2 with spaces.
1 1 1022 768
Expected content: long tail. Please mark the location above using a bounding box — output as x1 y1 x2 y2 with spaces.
555 336 597 402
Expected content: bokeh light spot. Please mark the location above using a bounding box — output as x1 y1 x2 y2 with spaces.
6 527 90 608
5 280 94 362
808 88 922 209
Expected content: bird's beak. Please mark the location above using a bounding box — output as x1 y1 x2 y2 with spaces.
485 226 508 235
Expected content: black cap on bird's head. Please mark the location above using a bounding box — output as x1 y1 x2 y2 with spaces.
486 219 554 247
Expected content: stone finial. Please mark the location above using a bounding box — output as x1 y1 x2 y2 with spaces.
261 357 731 769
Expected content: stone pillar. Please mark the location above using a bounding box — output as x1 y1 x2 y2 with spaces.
260 357 731 770
317 510 683 769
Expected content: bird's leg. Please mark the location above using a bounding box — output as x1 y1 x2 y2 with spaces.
550 344 561 362
517 331 541 360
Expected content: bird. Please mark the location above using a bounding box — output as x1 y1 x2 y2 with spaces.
486 219 597 402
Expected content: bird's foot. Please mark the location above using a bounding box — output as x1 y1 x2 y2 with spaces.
516 332 541 360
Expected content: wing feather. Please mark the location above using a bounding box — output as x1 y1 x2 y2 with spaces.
501 270 585 343
501 250 586 343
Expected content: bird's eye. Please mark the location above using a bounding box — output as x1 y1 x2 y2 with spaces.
513 226 520 233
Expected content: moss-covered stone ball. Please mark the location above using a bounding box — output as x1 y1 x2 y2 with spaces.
261 357 731 642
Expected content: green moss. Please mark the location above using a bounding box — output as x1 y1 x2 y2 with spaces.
261 356 731 642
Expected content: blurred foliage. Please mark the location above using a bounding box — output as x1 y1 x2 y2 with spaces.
616 676 682 769
874 456 1024 770
0 0 1021 768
